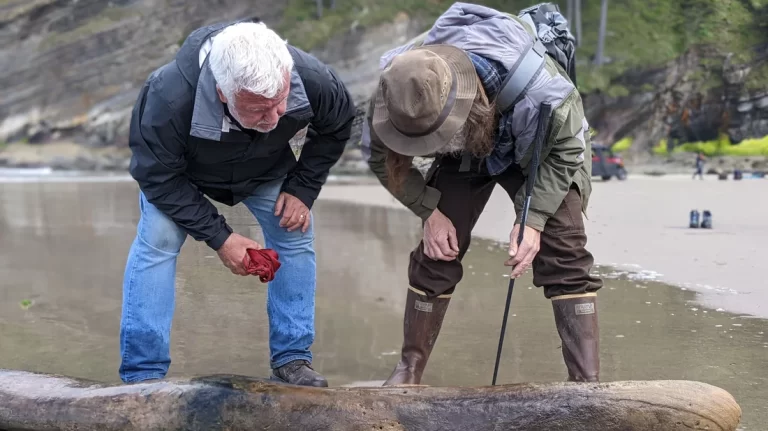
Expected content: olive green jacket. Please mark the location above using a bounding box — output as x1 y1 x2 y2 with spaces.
361 57 593 231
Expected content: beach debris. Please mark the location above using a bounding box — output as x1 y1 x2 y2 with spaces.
0 369 744 431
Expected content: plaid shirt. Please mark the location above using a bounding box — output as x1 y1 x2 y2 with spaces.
467 52 518 176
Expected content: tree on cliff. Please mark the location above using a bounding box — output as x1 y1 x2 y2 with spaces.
315 0 337 18
594 0 608 66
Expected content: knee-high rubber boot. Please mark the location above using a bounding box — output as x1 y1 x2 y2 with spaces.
383 288 451 386
551 292 600 382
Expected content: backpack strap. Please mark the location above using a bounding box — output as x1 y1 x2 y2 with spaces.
494 38 548 113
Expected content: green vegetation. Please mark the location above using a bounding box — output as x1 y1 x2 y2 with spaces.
611 137 633 152
278 0 768 94
278 0 519 52
652 135 768 156
745 62 768 91
278 0 768 155
19 299 33 310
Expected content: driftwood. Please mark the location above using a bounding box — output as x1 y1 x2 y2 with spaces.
0 369 741 431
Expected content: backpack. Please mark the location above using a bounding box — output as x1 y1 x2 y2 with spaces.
378 2 578 113
482 2 579 113
517 3 578 87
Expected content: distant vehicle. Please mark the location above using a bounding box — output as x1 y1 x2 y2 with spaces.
592 144 627 181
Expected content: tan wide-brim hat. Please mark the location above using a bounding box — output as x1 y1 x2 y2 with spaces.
371 44 477 157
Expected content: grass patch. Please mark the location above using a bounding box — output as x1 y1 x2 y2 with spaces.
652 140 669 155
677 135 768 156
611 137 633 152
652 135 768 156
19 299 33 310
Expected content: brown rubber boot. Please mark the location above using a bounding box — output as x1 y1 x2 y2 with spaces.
551 292 600 382
383 288 451 386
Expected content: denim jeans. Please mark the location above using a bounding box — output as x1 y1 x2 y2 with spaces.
118 177 316 383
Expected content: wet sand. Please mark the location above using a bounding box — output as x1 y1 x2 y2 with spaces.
0 178 766 429
319 174 768 319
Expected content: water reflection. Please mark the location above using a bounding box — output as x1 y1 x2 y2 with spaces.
0 181 765 429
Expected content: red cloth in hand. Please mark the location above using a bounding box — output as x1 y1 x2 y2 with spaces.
243 248 281 282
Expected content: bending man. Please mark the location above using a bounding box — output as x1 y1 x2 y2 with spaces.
362 3 603 385
121 19 355 387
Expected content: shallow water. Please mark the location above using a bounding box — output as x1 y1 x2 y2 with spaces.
0 180 766 429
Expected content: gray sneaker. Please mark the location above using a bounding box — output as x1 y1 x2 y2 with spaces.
271 360 328 387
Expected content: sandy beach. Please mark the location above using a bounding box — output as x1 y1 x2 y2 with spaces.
319 174 768 319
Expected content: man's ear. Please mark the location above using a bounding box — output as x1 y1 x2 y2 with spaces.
216 85 228 104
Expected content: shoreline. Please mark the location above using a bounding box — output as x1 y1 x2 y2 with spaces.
317 175 768 320
2 170 765 320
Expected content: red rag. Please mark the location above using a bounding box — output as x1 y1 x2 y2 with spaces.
243 248 281 282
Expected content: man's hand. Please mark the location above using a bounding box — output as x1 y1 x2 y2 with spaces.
217 233 263 276
505 224 541 278
423 209 459 261
274 192 311 233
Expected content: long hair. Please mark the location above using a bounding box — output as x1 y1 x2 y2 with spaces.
384 150 413 195
385 77 496 194
463 76 496 158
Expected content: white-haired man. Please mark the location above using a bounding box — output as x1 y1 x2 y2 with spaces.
120 18 355 387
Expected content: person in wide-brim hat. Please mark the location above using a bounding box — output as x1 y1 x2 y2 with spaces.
361 25 601 389
371 44 481 157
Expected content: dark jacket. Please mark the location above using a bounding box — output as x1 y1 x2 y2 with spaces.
128 18 355 251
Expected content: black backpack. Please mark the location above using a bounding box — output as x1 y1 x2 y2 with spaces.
518 2 578 86
494 2 578 112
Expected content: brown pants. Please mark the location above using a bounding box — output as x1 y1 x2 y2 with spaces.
408 155 603 299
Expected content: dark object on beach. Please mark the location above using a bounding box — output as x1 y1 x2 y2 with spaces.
690 209 700 228
701 210 712 229
0 369 742 431
733 169 743 180
591 144 627 181
718 172 728 180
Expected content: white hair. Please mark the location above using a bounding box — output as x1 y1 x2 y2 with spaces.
208 22 294 101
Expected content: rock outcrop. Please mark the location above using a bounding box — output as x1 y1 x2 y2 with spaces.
1 0 766 173
0 0 284 148
584 45 768 159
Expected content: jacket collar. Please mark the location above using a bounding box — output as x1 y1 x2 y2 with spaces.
189 55 312 141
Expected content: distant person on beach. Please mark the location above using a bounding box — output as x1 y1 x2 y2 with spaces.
361 3 603 386
694 152 705 179
120 19 355 387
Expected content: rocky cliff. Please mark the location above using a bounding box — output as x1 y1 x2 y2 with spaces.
1 0 767 172
585 45 768 160
0 2 429 172
0 0 283 150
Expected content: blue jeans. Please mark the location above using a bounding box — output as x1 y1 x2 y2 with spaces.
118 177 316 383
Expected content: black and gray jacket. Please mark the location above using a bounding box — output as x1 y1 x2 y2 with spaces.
128 18 356 250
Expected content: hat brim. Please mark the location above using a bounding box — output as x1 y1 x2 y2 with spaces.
371 44 477 157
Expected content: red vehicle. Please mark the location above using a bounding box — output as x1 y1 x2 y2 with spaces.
592 145 627 181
